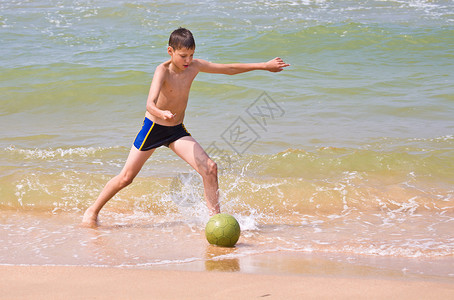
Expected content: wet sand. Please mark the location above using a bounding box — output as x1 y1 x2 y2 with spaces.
1 265 453 299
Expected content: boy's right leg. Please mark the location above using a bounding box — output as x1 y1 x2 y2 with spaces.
169 136 220 215
81 146 155 227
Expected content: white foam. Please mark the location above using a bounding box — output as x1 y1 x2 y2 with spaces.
119 257 201 268
6 146 101 159
235 213 259 231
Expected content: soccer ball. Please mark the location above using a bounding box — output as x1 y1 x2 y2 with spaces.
205 213 241 247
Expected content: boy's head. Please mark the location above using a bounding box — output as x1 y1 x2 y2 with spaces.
168 27 195 50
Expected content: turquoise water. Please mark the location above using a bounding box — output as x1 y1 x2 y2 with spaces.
1 0 454 277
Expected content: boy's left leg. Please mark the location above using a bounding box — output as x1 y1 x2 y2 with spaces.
81 146 155 227
169 136 220 215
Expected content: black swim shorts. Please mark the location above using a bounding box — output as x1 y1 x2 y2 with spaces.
133 117 191 151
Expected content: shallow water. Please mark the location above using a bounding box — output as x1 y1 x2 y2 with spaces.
1 0 453 278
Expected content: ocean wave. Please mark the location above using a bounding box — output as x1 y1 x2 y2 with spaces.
230 145 454 181
2 143 453 214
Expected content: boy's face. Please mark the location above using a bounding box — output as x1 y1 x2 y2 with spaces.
168 46 194 71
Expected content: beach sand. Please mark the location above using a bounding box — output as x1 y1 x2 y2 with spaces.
1 265 453 299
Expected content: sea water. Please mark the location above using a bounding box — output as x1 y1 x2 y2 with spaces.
1 0 453 278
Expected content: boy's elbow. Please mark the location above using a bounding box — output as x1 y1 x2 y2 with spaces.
146 103 156 114
225 67 239 75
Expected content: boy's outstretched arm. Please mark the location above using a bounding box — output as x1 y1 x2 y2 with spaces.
196 57 290 75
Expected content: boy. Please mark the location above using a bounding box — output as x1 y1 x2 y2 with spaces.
81 28 289 227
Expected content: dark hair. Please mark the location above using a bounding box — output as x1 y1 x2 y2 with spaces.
168 27 195 50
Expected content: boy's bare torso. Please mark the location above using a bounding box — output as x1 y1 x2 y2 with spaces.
146 59 201 126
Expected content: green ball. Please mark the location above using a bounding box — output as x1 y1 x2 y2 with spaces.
205 213 241 247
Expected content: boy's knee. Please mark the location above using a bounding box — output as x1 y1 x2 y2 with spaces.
202 159 217 178
118 173 134 188
208 159 217 175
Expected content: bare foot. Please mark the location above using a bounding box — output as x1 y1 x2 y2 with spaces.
80 208 99 228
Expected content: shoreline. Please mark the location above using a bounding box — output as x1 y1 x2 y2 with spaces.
1 265 453 299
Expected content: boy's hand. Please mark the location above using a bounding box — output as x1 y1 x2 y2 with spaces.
265 57 290 72
161 110 175 120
